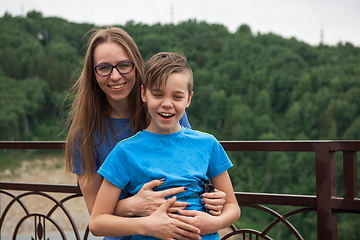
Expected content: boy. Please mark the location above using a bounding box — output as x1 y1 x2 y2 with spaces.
89 52 240 240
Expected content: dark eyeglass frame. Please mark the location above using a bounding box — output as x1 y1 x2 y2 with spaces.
93 61 135 76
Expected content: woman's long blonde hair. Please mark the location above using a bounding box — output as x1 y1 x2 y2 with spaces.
65 27 149 185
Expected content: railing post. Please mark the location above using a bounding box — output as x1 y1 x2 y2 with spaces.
315 144 337 239
343 151 358 200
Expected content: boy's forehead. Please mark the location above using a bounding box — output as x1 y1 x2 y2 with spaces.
150 71 190 87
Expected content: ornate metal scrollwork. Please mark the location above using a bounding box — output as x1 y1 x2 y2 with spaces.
0 189 84 240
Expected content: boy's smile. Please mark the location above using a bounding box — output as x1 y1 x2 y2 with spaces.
141 71 193 134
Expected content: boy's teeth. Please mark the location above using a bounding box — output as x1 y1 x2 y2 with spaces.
159 113 175 118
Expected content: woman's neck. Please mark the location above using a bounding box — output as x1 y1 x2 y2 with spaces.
107 98 131 119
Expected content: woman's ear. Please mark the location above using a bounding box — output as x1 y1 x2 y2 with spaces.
141 85 147 103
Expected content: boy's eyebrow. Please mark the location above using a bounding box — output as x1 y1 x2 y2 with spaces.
173 90 186 94
150 88 162 92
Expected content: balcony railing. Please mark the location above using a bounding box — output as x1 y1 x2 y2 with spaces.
1 140 359 240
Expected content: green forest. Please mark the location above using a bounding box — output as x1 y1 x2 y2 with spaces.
0 11 359 239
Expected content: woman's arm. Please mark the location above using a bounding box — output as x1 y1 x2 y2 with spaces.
112 179 227 217
113 179 190 217
77 173 226 218
77 173 103 214
169 171 241 235
89 179 201 240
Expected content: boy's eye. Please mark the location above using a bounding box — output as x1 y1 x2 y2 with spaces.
152 92 162 97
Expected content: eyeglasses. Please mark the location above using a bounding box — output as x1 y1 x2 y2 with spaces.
93 61 135 76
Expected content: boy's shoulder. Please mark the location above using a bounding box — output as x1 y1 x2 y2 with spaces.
116 131 143 146
183 128 216 140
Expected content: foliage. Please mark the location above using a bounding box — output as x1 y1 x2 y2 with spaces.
1 11 360 239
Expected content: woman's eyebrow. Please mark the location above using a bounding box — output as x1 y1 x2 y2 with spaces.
96 59 130 65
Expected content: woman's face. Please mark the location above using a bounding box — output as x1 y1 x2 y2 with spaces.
93 42 136 111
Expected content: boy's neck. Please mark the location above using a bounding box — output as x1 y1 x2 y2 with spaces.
145 122 182 134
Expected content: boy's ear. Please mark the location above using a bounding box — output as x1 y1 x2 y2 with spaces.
186 91 193 108
141 85 147 102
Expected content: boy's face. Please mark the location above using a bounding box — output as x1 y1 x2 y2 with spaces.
141 72 193 134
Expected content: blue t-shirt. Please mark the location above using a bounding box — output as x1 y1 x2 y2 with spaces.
73 114 191 174
98 128 233 240
72 114 191 240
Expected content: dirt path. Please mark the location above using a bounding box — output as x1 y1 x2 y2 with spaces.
0 157 76 184
0 157 89 236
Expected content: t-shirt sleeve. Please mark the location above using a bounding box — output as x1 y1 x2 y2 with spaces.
207 136 233 179
179 111 191 129
97 144 131 190
71 136 101 174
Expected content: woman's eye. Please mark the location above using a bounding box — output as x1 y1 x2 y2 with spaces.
99 65 111 71
118 63 129 69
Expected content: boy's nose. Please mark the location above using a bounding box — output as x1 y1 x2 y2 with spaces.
161 100 172 108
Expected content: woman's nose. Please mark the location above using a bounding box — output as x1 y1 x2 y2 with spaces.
110 68 122 80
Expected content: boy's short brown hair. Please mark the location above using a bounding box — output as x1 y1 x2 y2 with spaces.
143 52 193 97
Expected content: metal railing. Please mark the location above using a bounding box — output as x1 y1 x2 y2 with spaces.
1 140 359 240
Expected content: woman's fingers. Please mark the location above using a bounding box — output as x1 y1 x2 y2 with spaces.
201 189 226 215
173 223 201 240
158 186 188 198
202 198 224 215
167 213 201 240
150 198 201 240
141 179 165 190
135 180 191 215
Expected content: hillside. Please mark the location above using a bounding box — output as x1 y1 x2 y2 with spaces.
1 10 360 239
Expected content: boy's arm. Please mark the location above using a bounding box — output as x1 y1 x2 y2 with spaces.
89 179 202 239
89 178 136 236
209 171 241 229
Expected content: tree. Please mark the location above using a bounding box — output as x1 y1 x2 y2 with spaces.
236 24 252 35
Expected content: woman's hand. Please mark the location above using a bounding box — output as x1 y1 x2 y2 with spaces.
201 189 226 216
169 209 221 235
146 197 201 240
114 179 190 217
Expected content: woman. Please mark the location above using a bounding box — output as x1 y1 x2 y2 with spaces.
65 27 226 240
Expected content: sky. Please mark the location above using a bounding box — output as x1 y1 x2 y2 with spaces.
1 0 360 47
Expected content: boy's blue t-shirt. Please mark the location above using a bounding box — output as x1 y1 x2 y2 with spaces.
98 128 233 240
